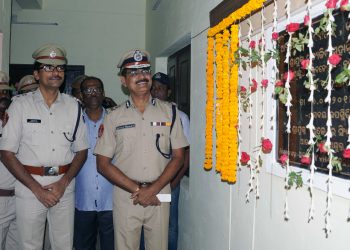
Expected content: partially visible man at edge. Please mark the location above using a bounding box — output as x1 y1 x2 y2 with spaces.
95 49 189 250
74 76 114 250
151 72 190 250
0 43 88 250
0 71 17 249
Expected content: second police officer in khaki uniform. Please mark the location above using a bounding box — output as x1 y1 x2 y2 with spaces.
95 49 189 250
0 71 18 250
0 44 88 250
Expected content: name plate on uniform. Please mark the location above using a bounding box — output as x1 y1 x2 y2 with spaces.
27 119 41 123
116 124 135 130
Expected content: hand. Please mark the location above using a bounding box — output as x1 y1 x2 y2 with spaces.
33 187 60 208
43 178 68 201
131 186 160 207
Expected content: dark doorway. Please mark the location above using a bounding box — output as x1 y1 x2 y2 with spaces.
167 45 191 116
9 64 84 94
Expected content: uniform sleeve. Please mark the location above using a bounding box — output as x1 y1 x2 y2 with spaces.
171 107 189 150
179 111 190 144
94 113 117 158
0 100 23 153
71 106 89 152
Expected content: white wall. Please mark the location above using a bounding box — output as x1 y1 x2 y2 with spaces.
11 0 146 104
0 0 12 72
146 0 350 249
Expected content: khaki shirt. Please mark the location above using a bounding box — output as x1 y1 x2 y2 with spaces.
0 89 88 167
94 97 189 182
0 123 15 189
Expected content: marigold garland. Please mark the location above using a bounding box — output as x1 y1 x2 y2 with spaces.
215 33 224 173
228 25 239 183
204 36 215 170
220 29 231 181
204 0 265 181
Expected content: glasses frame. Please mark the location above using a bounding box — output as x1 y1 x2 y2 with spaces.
39 65 66 72
125 68 152 77
82 87 104 95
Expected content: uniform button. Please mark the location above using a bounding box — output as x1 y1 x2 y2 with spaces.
143 133 146 136
52 148 55 151
142 117 145 120
94 125 96 127
50 112 53 115
51 131 54 134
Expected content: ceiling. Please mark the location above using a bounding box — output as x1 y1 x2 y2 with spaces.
15 0 42 9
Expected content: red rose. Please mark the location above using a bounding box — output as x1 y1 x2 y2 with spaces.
286 23 300 33
318 142 328 153
279 154 289 165
261 79 268 88
340 0 350 11
261 138 273 153
301 155 311 165
301 59 310 70
240 152 250 165
283 70 295 81
249 40 256 49
272 32 279 41
328 54 342 66
275 80 284 87
250 79 258 93
326 0 338 9
240 86 247 93
343 148 350 159
304 15 311 26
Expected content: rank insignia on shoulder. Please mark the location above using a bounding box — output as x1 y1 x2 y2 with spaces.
150 122 171 127
98 124 104 138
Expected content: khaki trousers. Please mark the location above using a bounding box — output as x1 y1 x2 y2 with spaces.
113 186 170 250
0 196 18 250
15 176 75 250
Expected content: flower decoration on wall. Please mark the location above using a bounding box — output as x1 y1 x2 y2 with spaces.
204 0 350 236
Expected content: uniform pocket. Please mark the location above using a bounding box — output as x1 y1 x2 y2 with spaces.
23 123 45 145
59 125 74 146
115 122 136 153
152 126 171 153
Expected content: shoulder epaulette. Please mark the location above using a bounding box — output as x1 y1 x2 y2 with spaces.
106 105 119 114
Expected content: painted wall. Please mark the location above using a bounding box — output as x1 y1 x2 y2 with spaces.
146 0 350 250
0 0 12 72
10 0 146 104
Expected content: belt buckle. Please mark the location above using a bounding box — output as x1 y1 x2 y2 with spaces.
139 182 151 188
44 166 59 176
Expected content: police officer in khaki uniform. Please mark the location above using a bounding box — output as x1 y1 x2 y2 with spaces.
0 72 18 250
0 71 13 100
0 43 88 250
17 75 39 94
95 49 188 250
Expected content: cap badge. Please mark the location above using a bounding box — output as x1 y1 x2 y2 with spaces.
49 50 57 58
133 50 143 62
155 73 161 79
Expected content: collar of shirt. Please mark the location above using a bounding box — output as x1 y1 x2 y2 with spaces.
126 95 156 109
83 108 106 124
32 88 64 104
